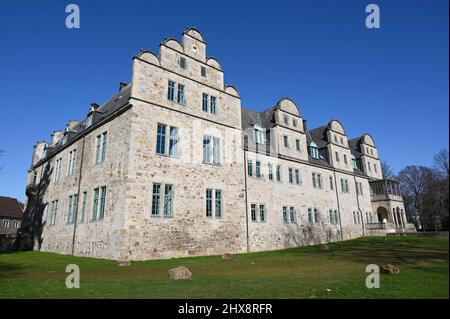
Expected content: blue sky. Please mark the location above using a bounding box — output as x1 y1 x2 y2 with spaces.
0 0 448 202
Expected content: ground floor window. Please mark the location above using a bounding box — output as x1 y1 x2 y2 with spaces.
206 188 222 218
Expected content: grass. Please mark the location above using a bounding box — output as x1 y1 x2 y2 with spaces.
0 236 448 299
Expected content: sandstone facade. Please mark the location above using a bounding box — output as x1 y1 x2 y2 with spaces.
23 28 411 260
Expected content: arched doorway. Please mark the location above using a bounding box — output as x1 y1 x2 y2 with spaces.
377 206 389 223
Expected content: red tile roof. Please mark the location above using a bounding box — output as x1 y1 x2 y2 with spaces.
0 196 24 219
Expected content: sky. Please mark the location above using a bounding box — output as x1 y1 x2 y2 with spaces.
0 0 448 202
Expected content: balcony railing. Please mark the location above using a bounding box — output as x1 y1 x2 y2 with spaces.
369 179 402 196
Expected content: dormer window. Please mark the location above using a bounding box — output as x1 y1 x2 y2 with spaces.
351 155 358 169
85 114 93 128
42 146 47 158
254 125 265 144
62 135 68 145
309 142 319 159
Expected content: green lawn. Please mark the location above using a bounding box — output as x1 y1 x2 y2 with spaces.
0 236 448 298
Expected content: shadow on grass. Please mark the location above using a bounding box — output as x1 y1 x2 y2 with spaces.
322 237 449 268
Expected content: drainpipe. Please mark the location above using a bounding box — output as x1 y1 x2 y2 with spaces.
71 135 86 256
243 145 250 253
333 171 344 241
353 175 365 236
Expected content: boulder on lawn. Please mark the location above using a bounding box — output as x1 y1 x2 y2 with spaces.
319 244 330 251
381 264 400 274
168 266 192 280
222 253 233 260
118 260 131 267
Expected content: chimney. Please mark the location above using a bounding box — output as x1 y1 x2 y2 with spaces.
50 130 64 146
119 82 128 92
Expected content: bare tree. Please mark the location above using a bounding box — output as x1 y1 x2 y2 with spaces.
433 149 449 180
381 160 394 179
397 166 430 230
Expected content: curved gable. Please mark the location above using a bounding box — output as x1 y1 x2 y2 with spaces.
362 134 376 147
329 119 345 135
224 84 239 97
276 98 300 116
138 51 160 65
185 27 205 42
164 38 183 52
206 57 222 70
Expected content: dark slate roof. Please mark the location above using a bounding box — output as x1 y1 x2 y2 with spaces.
309 125 329 149
241 107 275 130
349 136 363 158
36 84 132 166
0 196 24 219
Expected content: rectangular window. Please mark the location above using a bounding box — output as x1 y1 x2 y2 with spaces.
167 80 175 101
283 135 289 148
282 206 288 223
283 115 289 125
276 165 281 182
335 151 340 162
312 173 317 188
164 184 174 217
80 192 87 222
251 204 257 222
156 123 167 155
329 209 334 224
202 93 209 112
203 135 220 165
343 154 348 165
54 158 62 181
308 208 313 223
292 119 297 127
151 183 161 216
179 57 186 69
259 204 266 222
345 180 349 193
206 189 213 217
334 210 339 224
201 66 207 77
330 176 334 190
203 135 211 164
101 132 107 162
268 164 273 181
314 208 319 223
67 149 76 176
255 128 265 144
95 132 107 164
98 186 106 220
210 96 217 114
67 194 77 224
340 137 344 145
374 164 378 173
92 188 99 220
213 137 220 165
177 84 185 104
289 207 296 223
296 139 301 152
247 160 253 177
169 127 179 157
255 161 261 178
317 173 322 189
288 168 294 183
295 169 300 185
215 190 222 218
50 200 58 226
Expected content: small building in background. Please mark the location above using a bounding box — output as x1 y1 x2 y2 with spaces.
0 196 24 235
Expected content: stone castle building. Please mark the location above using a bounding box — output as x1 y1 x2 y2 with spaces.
23 28 414 260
